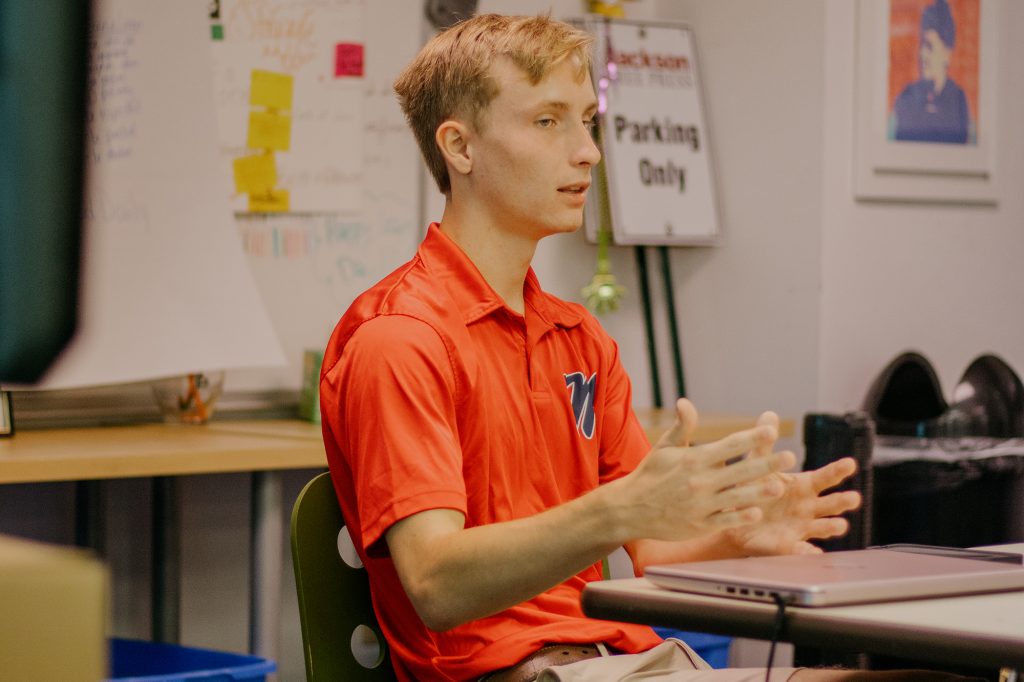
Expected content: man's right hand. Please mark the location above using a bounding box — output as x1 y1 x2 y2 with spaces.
606 398 794 544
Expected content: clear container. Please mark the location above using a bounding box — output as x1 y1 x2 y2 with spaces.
150 372 225 424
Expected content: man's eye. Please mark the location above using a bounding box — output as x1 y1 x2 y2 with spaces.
583 118 596 130
537 118 556 128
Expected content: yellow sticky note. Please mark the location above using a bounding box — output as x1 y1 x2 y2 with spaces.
232 153 277 194
250 70 293 111
249 188 290 213
247 111 292 151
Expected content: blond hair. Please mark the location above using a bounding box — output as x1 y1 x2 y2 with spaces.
394 14 593 195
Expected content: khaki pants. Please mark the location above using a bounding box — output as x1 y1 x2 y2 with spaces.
536 639 800 682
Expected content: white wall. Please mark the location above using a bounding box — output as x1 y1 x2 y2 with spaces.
471 0 826 438
819 1 1024 412
649 0 824 426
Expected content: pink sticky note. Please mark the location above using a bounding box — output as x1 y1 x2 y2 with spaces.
335 43 364 77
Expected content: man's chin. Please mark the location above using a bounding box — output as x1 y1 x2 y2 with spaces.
563 212 586 233
535 212 586 239
552 221 584 236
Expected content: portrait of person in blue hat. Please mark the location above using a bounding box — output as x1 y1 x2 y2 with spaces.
889 0 975 145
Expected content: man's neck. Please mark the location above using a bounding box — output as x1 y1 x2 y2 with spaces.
438 201 537 315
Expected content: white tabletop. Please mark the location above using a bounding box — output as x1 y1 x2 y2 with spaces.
583 544 1024 669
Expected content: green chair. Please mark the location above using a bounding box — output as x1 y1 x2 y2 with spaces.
291 471 397 681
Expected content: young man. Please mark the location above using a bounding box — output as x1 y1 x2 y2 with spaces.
320 14 975 682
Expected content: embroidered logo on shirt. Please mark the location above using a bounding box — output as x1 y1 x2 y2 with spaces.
564 372 597 439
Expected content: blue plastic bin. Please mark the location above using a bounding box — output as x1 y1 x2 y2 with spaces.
653 627 732 669
108 638 276 681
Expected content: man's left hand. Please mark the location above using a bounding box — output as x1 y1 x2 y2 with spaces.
721 411 862 556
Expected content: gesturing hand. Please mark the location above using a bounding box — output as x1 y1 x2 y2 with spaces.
613 399 796 544
721 411 862 556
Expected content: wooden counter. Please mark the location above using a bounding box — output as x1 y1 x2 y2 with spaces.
0 412 794 485
0 422 325 484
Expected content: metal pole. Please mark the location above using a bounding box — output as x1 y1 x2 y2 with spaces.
75 480 105 555
250 470 283 661
151 476 180 643
657 245 686 399
635 246 662 408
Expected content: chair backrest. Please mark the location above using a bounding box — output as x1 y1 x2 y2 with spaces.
290 471 397 681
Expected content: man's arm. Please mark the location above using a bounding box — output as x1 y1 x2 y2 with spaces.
386 401 793 631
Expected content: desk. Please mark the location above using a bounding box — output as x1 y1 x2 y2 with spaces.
0 412 791 662
0 421 325 483
582 544 1024 670
0 421 327 663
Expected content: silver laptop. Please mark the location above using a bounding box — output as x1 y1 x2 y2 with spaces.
644 548 1024 607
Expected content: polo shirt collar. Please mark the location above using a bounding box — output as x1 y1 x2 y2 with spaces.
418 223 584 329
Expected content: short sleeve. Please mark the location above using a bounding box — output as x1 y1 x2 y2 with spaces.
595 333 651 483
328 314 468 554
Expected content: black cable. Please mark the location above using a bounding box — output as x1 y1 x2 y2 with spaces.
765 593 788 682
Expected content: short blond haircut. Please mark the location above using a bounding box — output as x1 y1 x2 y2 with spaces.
394 14 593 195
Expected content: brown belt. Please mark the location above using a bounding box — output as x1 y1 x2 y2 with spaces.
480 643 607 682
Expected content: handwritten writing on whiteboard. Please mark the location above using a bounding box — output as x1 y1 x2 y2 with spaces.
87 18 143 165
211 0 366 214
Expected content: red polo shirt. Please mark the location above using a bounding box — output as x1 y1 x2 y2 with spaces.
320 224 663 681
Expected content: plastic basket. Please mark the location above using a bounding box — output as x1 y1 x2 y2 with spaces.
108 638 276 681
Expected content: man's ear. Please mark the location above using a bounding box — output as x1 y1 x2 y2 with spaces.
436 120 473 178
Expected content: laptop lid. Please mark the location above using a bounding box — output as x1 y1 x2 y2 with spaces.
644 548 1024 607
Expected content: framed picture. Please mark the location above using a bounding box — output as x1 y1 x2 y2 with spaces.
0 391 12 437
854 0 999 204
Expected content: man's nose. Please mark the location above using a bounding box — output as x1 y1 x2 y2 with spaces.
575 125 602 166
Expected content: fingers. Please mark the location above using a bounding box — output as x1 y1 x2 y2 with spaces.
751 411 779 459
809 457 858 493
689 455 793 529
711 451 795 492
802 516 850 541
693 424 780 468
656 398 698 448
715 475 786 510
706 505 763 530
814 490 862 517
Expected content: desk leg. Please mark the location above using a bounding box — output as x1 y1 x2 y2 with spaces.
75 480 105 555
152 476 181 643
250 470 282 661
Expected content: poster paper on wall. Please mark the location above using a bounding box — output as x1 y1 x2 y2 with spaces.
25 0 286 390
